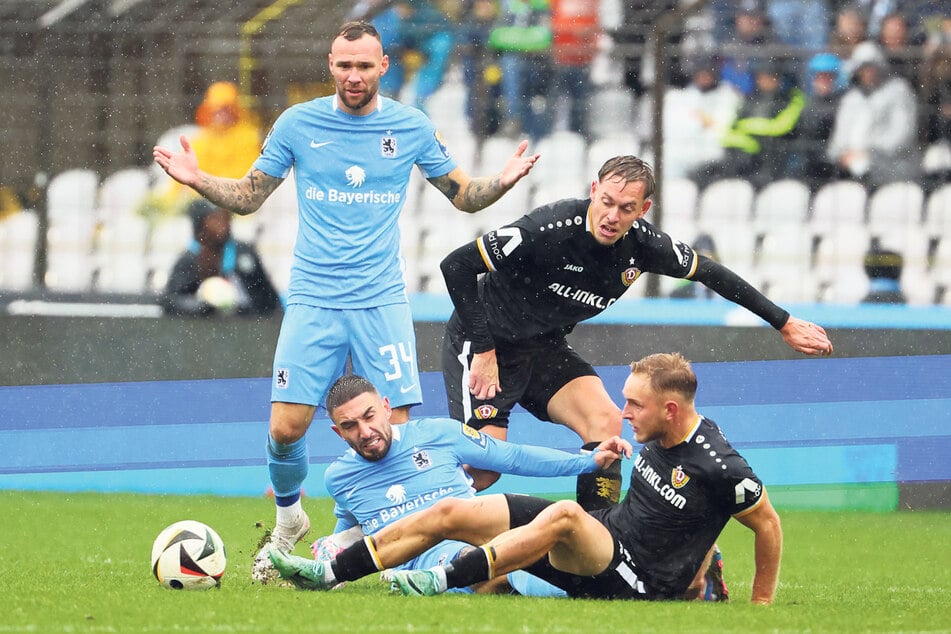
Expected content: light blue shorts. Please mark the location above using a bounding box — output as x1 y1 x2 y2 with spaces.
271 302 421 410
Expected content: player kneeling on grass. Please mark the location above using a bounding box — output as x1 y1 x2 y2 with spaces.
295 373 632 595
270 353 781 604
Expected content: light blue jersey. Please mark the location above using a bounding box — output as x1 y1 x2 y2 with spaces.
325 418 591 596
325 418 598 536
253 95 457 308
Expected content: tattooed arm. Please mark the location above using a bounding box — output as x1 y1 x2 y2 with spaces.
427 140 540 213
153 134 283 215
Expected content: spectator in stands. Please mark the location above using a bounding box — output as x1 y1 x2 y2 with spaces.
877 12 924 86
922 27 951 144
489 0 553 139
0 185 23 220
920 28 951 187
161 199 280 317
796 52 848 190
364 1 456 112
613 1 687 98
720 3 779 97
548 0 599 139
142 81 262 221
829 5 868 60
861 245 906 304
827 41 920 189
640 54 741 180
701 57 805 190
765 0 830 53
457 0 503 137
853 0 944 39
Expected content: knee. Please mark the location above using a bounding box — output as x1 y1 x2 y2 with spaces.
429 498 471 533
581 410 623 441
269 411 311 445
545 500 587 535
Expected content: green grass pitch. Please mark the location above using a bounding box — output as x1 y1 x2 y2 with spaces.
2 490 949 633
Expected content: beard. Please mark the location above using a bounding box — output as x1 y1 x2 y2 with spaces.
339 84 377 112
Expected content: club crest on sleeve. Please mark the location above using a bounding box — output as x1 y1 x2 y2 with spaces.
275 368 289 389
433 130 450 158
461 423 488 448
671 465 691 489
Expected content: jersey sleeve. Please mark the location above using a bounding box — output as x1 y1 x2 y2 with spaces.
447 421 599 477
716 452 766 517
252 108 295 179
413 123 457 179
690 256 789 329
332 503 360 533
637 222 699 279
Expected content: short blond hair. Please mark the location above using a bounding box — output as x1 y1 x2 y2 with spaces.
629 353 697 401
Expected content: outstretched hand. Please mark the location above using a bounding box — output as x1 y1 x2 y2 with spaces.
152 134 201 188
498 140 540 189
592 436 634 468
780 316 834 356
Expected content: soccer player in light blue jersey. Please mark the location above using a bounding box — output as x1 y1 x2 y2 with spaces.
153 20 540 583
300 374 632 595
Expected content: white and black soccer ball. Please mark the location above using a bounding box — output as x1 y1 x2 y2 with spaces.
151 520 227 590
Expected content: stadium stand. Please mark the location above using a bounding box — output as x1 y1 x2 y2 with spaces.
5 2 951 309
0 210 39 291
145 215 192 294
93 214 151 294
97 168 151 223
696 177 757 279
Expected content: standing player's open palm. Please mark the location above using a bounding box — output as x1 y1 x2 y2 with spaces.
153 135 201 188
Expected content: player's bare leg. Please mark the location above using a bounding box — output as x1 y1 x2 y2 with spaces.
390 499 615 595
269 496 516 591
371 496 514 563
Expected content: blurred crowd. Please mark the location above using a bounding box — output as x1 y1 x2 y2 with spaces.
4 0 951 307
343 0 951 195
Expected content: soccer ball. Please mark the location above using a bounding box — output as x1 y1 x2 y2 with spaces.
151 520 227 590
197 275 239 314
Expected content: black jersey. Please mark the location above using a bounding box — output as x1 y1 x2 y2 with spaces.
473 198 696 344
593 416 765 599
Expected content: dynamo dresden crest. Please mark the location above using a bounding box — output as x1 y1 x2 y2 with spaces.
621 267 640 287
472 405 498 420
671 465 691 489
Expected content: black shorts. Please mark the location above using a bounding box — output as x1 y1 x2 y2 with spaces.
442 321 598 428
504 494 653 601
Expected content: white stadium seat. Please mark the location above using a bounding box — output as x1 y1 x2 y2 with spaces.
0 210 39 290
